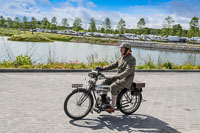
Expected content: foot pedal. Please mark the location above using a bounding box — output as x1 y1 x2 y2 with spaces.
93 108 101 113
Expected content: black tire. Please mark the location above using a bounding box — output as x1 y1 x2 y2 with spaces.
64 89 94 120
117 89 142 115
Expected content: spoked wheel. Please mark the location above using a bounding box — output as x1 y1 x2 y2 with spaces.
64 89 93 120
117 89 142 115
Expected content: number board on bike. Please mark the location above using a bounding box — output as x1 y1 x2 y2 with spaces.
72 84 83 88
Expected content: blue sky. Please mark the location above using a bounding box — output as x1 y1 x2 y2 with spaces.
87 0 170 10
49 0 170 8
0 0 199 29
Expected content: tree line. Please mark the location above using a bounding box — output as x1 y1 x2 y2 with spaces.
0 15 199 37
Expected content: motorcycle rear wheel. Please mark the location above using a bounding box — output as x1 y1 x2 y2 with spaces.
117 89 142 115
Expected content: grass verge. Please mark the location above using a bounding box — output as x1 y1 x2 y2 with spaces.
8 34 53 42
0 55 200 70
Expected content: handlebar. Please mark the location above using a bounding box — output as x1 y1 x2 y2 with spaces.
89 69 106 79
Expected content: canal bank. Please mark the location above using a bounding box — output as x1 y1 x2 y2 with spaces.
119 40 200 52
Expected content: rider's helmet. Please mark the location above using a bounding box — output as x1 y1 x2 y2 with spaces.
119 42 132 52
120 42 132 56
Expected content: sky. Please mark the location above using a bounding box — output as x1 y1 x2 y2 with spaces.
0 0 199 29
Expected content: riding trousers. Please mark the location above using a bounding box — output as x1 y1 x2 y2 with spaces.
101 77 125 95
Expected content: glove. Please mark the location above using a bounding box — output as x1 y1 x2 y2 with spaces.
96 67 103 71
112 76 119 81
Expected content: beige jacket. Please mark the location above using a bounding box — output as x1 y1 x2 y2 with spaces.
103 54 136 89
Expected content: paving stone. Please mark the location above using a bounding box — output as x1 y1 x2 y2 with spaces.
0 72 200 133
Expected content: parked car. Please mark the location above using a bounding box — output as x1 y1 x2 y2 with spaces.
106 34 115 38
190 37 200 42
99 33 106 37
85 32 93 36
93 32 101 37
57 31 65 34
179 37 188 43
168 36 180 42
77 32 85 36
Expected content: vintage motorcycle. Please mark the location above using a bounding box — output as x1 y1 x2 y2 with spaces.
64 69 145 120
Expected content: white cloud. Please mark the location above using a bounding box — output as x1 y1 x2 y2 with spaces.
168 0 200 18
127 3 194 29
0 0 41 19
86 1 96 8
0 0 197 29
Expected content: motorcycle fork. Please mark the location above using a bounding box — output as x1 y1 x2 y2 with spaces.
76 88 91 105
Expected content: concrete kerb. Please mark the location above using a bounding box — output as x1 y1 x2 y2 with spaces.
0 69 200 73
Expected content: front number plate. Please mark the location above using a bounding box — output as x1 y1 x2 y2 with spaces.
72 84 83 88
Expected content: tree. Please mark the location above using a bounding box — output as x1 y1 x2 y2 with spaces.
143 27 150 34
72 18 82 32
31 17 37 34
100 27 105 33
41 17 47 29
162 16 174 36
51 17 57 25
137 18 146 29
103 17 111 33
22 16 28 30
41 17 50 29
88 17 97 32
13 17 20 28
117 18 126 34
114 29 119 34
50 17 57 31
171 24 182 36
182 30 188 37
188 17 199 37
0 16 5 27
6 17 13 28
162 16 175 28
62 18 69 27
137 18 146 35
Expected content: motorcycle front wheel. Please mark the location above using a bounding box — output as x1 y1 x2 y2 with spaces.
64 88 94 120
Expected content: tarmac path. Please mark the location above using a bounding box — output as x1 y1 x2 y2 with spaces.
0 72 200 133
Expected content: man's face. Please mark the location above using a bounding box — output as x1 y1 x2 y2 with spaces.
120 47 125 56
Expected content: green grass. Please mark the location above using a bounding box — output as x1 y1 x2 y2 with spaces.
0 28 21 36
1 61 199 70
36 32 118 45
70 36 118 45
1 27 200 46
0 27 118 44
1 55 200 70
8 33 53 42
37 32 73 42
6 30 118 44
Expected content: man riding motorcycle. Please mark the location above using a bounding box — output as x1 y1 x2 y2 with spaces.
96 42 136 113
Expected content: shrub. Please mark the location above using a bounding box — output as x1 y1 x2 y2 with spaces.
41 33 73 41
0 28 21 36
181 64 193 70
193 65 200 69
8 34 53 42
0 60 13 68
144 56 156 69
172 65 181 69
13 55 32 67
163 61 173 69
